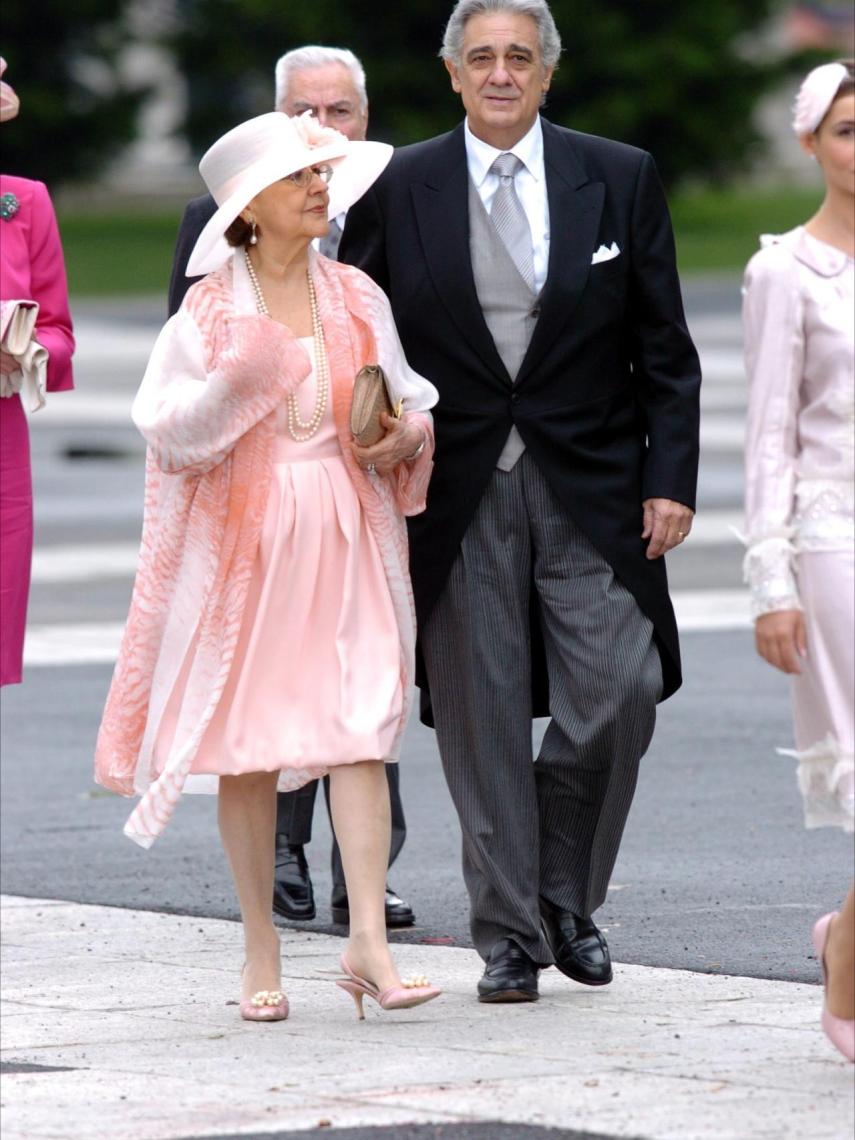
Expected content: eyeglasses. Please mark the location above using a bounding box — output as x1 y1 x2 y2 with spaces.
283 164 333 188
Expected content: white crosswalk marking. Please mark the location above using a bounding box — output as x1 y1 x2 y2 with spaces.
31 322 751 452
28 511 746 588
24 622 125 666
23 303 753 667
23 585 752 668
31 543 141 582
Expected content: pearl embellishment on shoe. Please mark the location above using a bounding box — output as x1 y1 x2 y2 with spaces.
250 989 285 1007
402 975 430 989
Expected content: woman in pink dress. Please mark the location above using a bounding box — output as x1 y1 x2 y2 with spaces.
0 57 74 685
742 60 854 1062
95 112 440 1021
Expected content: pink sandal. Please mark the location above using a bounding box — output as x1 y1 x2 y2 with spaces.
336 953 440 1020
812 912 855 1062
239 988 289 1022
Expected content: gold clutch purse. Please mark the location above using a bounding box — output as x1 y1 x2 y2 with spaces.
350 364 403 446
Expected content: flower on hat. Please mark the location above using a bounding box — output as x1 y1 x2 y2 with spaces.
292 110 347 152
0 55 21 124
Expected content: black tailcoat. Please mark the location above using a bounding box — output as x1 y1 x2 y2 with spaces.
167 193 216 317
340 118 701 713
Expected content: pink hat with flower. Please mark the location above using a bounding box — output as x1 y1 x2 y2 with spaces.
0 57 20 123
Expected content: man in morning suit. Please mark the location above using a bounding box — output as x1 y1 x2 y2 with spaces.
340 0 701 1002
168 44 415 931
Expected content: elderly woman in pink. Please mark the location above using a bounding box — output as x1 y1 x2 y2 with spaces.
95 112 440 1022
742 60 854 1062
0 57 74 685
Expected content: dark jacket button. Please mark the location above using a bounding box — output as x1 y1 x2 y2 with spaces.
510 393 520 404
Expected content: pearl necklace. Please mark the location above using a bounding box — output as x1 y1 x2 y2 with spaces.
244 249 329 441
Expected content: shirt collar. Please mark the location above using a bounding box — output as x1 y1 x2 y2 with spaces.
464 116 544 188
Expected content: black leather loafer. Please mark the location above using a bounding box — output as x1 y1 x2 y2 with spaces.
477 937 539 1003
540 901 612 986
382 885 416 927
272 841 316 922
330 885 416 928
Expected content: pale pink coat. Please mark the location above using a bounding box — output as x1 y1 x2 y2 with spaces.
94 251 436 848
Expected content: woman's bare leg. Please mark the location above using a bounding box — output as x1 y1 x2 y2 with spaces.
218 770 282 998
825 883 855 1020
328 760 400 991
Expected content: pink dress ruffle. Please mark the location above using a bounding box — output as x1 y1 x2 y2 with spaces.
154 339 403 790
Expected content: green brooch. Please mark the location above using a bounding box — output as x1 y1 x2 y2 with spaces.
0 192 20 220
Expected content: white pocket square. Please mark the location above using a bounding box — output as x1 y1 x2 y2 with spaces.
591 241 620 265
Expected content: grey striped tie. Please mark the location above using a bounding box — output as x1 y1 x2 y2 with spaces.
319 215 343 260
490 153 534 291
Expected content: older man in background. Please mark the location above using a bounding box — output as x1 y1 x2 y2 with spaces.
167 45 415 932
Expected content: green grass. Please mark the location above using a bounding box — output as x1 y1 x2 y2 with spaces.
56 186 823 297
57 211 182 298
670 186 821 274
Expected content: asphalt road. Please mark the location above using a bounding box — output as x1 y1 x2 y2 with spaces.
1 277 850 987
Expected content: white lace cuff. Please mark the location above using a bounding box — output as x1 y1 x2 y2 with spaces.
742 535 802 619
779 735 855 833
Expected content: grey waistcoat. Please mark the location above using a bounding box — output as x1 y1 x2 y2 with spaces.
468 177 538 471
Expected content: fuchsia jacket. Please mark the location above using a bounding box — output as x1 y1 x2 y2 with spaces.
0 174 74 686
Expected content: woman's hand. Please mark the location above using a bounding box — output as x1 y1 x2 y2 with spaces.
755 609 807 674
0 350 20 375
352 412 424 476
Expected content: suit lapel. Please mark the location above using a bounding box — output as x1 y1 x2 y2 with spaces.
517 120 604 386
412 126 512 385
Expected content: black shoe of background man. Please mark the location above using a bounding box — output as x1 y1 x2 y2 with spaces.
540 900 613 986
477 937 539 1003
330 884 416 928
272 840 315 922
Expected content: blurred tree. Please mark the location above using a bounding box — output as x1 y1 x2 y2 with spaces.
1 0 148 187
172 0 787 187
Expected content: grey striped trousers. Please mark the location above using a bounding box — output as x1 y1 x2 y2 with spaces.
421 453 662 964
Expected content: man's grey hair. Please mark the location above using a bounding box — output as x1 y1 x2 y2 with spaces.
440 0 562 70
274 46 368 113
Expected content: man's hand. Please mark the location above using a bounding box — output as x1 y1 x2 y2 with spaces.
642 497 694 559
755 610 807 675
351 412 424 476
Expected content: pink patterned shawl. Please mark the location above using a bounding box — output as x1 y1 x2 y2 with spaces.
94 251 435 847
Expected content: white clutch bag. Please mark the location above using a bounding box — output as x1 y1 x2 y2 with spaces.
0 299 47 411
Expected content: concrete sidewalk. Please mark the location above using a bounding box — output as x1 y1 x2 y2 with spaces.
1 895 852 1140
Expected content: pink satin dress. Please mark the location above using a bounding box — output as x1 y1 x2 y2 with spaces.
155 338 404 786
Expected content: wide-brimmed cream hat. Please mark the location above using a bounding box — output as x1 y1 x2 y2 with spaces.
187 111 392 276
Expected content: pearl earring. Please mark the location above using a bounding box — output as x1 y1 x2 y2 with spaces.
249 219 258 245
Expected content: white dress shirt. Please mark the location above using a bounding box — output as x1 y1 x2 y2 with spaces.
464 116 550 295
